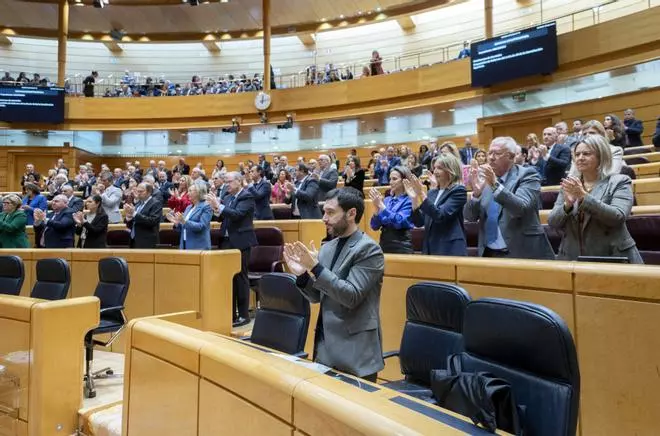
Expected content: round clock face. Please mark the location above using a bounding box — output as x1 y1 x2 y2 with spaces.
255 92 271 111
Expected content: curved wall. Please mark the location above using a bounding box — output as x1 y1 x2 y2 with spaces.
1 0 655 86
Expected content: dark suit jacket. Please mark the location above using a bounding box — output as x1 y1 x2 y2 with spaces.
318 168 339 201
37 207 76 248
247 179 274 220
624 118 644 147
216 190 257 250
259 160 272 180
68 196 84 213
543 143 571 186
412 185 468 256
125 197 162 248
459 147 480 166
76 213 108 248
344 169 365 193
159 181 173 202
285 177 322 219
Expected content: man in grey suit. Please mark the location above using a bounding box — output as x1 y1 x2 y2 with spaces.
313 154 339 201
284 188 385 380
285 163 322 219
99 171 123 223
464 136 555 260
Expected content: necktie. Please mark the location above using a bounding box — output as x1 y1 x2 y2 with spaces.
131 202 144 239
485 181 503 244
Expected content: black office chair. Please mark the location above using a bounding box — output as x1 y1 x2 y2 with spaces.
84 257 130 399
454 298 580 436
245 273 310 357
0 255 25 296
30 258 70 300
382 282 470 403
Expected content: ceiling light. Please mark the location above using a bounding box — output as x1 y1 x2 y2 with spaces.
376 7 382 12
448 108 455 112
370 140 376 144
225 148 230 151
177 149 182 153
339 14 344 19
357 10 363 15
320 18 327 22
220 0 229 2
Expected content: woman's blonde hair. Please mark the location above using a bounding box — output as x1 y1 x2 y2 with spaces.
433 153 464 185
568 134 614 179
527 133 539 146
3 194 22 210
179 175 192 189
581 120 607 137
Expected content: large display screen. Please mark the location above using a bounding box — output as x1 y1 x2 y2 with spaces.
470 22 558 87
0 86 65 124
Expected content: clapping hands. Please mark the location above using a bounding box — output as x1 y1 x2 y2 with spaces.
283 241 319 276
33 208 46 224
73 211 84 225
402 175 425 209
369 188 385 211
561 176 586 207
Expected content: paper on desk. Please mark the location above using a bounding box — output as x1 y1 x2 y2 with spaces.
271 353 331 374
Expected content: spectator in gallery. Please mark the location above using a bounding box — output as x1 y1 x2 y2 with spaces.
361 65 371 79
623 109 645 147
2 72 15 84
407 153 424 177
341 67 354 81
457 41 471 59
370 50 384 76
548 134 642 263
83 71 98 98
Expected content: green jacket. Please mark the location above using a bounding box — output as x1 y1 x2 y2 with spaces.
0 210 29 249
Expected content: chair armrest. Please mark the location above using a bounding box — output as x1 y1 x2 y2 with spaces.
271 260 284 273
293 351 309 359
239 336 251 341
100 305 125 314
383 350 399 360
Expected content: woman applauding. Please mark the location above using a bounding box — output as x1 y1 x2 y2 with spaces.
548 134 642 263
0 194 29 249
74 195 108 249
405 154 467 256
369 166 414 254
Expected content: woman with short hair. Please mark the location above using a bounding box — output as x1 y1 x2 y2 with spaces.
548 134 642 263
0 194 29 248
168 182 212 250
21 182 48 226
369 166 414 254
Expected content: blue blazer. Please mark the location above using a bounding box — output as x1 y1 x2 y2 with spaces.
544 143 571 186
174 201 212 250
21 194 48 225
370 194 413 231
412 185 468 256
248 179 274 220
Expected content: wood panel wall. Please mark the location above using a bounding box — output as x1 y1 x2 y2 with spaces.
0 0 651 84
478 87 660 145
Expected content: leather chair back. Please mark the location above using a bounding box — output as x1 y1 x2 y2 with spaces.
399 282 470 386
106 230 131 248
158 229 180 248
541 190 559 210
249 227 284 273
0 255 24 296
30 258 70 300
251 273 310 355
272 206 292 220
411 228 424 253
626 215 660 265
464 222 479 256
457 298 580 436
94 257 130 324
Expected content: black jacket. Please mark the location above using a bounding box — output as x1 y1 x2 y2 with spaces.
216 189 257 250
76 213 108 248
125 196 162 248
247 179 274 220
653 117 660 148
624 118 644 147
36 207 76 248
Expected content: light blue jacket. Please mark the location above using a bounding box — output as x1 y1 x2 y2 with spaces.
174 201 212 250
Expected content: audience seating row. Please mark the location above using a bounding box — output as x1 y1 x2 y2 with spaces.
383 282 579 436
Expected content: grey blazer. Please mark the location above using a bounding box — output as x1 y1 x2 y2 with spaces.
464 164 555 260
101 185 123 223
298 231 385 377
317 168 339 201
547 174 643 263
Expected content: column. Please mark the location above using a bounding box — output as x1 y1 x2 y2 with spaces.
484 0 493 39
57 0 69 86
263 0 271 91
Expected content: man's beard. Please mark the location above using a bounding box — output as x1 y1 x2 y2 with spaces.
327 214 349 237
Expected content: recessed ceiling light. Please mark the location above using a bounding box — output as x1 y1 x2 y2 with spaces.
339 14 344 19
220 0 229 2
177 149 182 153
225 148 230 151
376 7 382 12
320 18 327 22
370 140 376 144
357 10 362 15
448 108 455 112
360 120 365 123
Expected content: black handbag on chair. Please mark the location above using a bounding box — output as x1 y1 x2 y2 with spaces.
430 355 525 435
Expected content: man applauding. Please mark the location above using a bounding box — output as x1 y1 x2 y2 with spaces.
283 187 385 381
